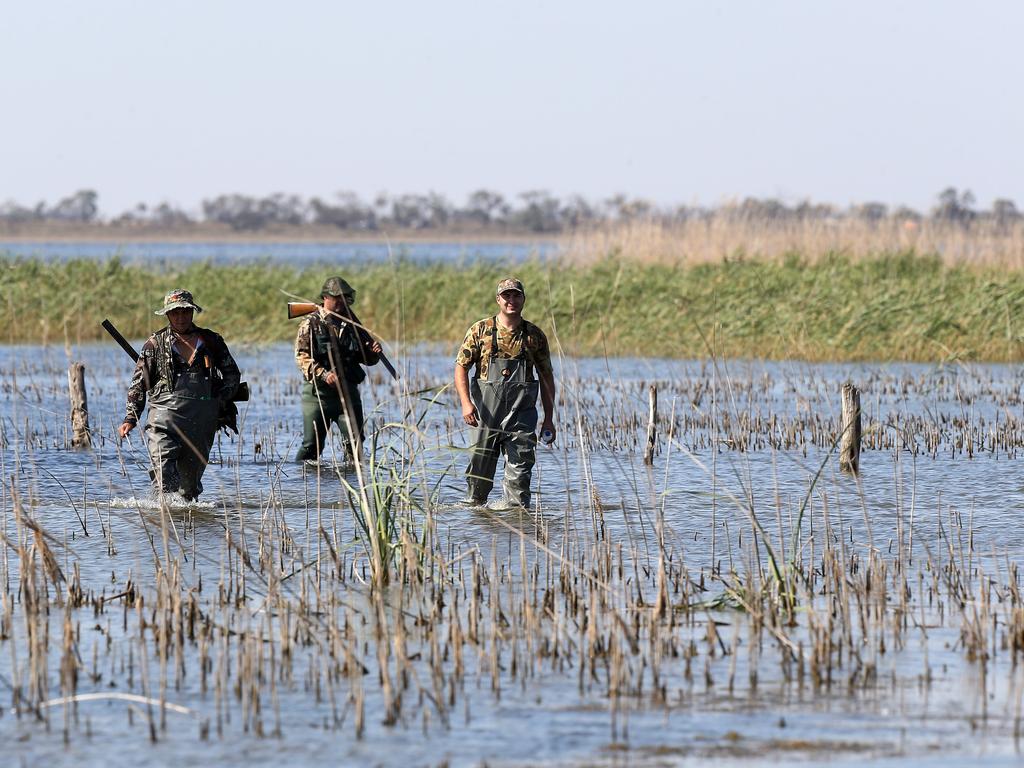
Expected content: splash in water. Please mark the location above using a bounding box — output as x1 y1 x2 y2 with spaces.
108 493 216 511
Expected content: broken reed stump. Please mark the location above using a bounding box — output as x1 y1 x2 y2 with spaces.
643 384 657 465
68 362 92 449
839 382 861 474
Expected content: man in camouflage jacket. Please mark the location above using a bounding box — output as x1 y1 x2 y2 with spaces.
294 276 382 462
118 289 241 501
454 277 557 509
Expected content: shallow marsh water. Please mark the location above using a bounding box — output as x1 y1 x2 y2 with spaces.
0 240 555 267
4 342 1024 766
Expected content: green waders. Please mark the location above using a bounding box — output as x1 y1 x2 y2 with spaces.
466 354 539 507
295 381 364 461
145 362 220 500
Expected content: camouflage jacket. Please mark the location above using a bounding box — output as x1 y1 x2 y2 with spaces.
123 325 241 424
455 317 552 380
294 307 380 388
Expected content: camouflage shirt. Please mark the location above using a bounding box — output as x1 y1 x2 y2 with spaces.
124 325 240 424
294 307 379 387
455 317 552 379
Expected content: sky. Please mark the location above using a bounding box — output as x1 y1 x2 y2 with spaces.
3 0 1023 217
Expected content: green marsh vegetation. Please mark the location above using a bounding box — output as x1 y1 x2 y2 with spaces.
5 244 1024 362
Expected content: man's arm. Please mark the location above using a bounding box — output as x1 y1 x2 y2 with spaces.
210 332 241 402
119 338 156 438
295 316 331 385
539 368 556 441
454 364 478 427
353 326 382 366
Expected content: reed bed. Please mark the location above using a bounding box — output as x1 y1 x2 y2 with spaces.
5 252 1024 362
2 345 1024 761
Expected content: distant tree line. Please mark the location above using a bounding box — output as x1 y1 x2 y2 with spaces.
1 186 1021 233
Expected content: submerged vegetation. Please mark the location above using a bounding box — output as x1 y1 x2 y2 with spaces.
4 250 1024 362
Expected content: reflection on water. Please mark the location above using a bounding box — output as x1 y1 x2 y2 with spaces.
3 343 1024 765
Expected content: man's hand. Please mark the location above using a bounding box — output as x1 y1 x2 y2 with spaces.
369 341 383 354
540 420 556 445
462 401 479 427
118 421 135 439
324 371 339 387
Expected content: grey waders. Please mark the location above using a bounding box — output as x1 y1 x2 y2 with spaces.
146 359 220 500
466 324 540 508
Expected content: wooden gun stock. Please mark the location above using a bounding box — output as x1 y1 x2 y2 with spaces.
287 302 319 319
286 302 399 380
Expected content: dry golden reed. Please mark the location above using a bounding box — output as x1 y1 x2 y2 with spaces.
560 217 1024 268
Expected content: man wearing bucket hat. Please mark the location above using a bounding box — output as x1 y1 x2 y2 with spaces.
117 289 241 501
294 276 383 462
454 277 557 509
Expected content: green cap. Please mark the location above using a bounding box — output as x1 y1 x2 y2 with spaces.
321 276 356 302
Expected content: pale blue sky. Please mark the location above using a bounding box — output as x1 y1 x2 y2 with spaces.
2 0 1021 216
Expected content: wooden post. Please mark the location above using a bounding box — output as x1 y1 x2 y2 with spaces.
643 384 657 465
68 362 92 449
839 382 861 474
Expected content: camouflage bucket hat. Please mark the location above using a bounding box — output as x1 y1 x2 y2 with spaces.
155 288 203 315
321 276 356 302
496 277 525 297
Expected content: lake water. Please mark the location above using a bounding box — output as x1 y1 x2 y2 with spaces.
4 343 1024 766
0 239 558 266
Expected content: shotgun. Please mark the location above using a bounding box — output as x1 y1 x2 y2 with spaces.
101 319 250 402
287 302 399 380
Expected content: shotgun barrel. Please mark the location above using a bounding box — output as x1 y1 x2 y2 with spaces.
101 319 140 363
287 302 399 380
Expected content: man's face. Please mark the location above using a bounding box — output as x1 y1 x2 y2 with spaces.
323 294 351 314
166 307 194 333
497 289 525 316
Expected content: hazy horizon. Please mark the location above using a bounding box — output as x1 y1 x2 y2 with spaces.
4 1 1022 216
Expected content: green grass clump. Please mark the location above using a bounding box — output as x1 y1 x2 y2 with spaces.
3 251 1024 362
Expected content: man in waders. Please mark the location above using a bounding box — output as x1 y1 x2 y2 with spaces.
294 276 383 463
454 277 556 510
118 289 241 501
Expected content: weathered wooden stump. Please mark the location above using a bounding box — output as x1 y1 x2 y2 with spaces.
839 382 861 474
643 384 658 465
68 362 92 449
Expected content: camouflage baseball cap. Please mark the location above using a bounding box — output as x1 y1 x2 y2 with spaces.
321 276 356 301
155 289 203 315
496 277 525 297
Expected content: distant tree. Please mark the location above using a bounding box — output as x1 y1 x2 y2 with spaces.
615 197 656 221
464 189 509 225
853 202 888 222
792 201 834 220
203 194 265 230
258 193 308 226
892 206 922 224
151 202 193 227
425 191 452 228
932 187 975 223
48 189 99 222
733 197 789 221
560 195 596 229
0 199 40 223
390 194 431 229
991 198 1021 228
311 191 376 230
514 190 562 233
202 193 307 230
